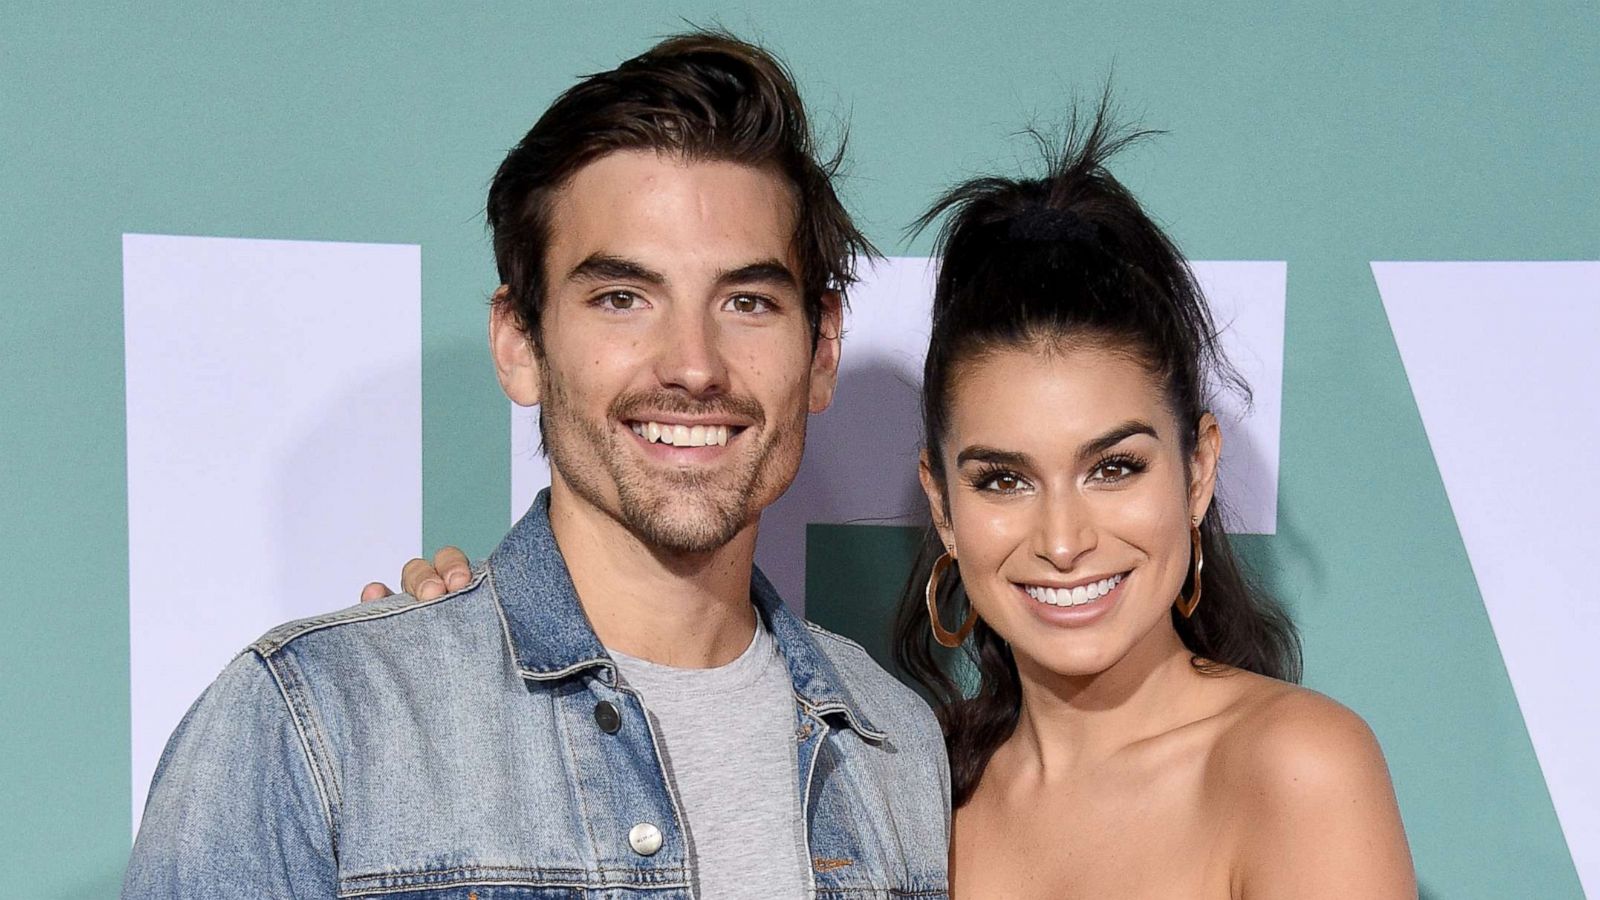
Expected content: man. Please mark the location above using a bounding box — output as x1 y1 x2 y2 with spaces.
124 33 949 899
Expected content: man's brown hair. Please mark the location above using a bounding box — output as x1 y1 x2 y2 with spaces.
487 31 872 346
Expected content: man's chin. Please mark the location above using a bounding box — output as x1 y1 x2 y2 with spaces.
618 492 751 555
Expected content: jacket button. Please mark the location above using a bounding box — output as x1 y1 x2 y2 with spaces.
593 701 621 734
629 822 663 856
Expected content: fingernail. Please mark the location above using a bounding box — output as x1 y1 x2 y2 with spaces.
448 571 470 590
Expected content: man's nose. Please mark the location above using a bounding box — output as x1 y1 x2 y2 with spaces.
655 308 729 396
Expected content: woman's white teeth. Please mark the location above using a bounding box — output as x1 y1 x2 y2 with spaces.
1024 573 1124 607
630 422 730 447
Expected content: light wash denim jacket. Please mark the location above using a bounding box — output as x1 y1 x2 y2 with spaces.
124 492 951 898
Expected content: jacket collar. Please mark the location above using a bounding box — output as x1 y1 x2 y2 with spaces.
488 490 885 741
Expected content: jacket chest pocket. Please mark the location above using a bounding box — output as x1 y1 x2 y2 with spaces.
343 878 695 899
802 740 949 898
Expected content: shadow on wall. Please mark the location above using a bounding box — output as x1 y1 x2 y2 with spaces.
1215 384 1325 625
758 357 931 612
1225 409 1323 631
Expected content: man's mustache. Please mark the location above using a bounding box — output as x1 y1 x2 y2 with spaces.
609 390 765 426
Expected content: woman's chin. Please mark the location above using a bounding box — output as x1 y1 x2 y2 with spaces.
1003 631 1123 679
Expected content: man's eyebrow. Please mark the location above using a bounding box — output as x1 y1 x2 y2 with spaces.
1078 420 1159 460
566 254 668 287
715 259 799 290
956 446 1035 468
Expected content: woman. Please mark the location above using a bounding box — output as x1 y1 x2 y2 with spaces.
894 105 1415 897
380 106 1417 898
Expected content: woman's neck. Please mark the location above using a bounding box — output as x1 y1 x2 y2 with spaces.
1006 621 1204 779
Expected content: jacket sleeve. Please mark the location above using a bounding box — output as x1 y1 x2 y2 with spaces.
123 650 337 898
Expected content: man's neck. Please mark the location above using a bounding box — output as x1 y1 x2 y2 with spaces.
546 481 760 668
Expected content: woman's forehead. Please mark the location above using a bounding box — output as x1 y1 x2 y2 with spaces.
948 344 1174 445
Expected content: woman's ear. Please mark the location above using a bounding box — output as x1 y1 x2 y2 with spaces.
490 286 541 407
918 449 956 554
1189 411 1222 521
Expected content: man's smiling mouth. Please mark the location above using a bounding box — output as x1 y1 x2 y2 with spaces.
628 421 738 447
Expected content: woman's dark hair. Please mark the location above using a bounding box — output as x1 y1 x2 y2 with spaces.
892 97 1302 808
486 30 871 347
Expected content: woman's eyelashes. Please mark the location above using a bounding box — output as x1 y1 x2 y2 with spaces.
1087 452 1149 484
966 464 1031 494
962 452 1150 495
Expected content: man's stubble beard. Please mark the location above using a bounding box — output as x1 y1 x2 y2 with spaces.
538 366 808 555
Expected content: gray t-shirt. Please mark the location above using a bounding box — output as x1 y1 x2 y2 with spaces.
610 621 810 899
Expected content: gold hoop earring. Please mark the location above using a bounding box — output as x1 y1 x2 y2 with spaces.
1175 516 1203 619
926 551 978 648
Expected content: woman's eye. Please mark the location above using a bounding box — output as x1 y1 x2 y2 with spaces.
981 472 1026 493
1089 459 1140 483
726 294 771 314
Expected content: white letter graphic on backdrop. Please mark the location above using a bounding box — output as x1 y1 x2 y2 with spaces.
1376 260 1599 897
124 234 422 831
512 258 1284 611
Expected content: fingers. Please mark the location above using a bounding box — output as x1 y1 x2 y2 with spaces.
433 546 472 592
402 557 447 600
366 548 472 606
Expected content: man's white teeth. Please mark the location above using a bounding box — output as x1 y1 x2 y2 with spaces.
630 422 731 447
1024 573 1124 607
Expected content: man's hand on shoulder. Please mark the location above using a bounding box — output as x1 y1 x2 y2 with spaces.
359 546 472 603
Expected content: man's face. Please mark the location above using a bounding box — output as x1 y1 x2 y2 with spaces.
495 150 842 554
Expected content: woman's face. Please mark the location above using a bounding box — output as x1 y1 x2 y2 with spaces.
922 341 1220 678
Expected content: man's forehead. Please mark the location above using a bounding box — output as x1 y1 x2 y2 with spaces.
545 150 801 279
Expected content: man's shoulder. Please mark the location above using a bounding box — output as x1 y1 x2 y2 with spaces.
224 569 518 753
799 619 878 671
801 620 940 740
248 569 498 663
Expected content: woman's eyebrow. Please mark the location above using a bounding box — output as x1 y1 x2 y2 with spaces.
955 422 1156 469
955 446 1033 468
1077 420 1158 460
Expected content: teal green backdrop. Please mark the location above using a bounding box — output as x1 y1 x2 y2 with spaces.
4 3 1596 898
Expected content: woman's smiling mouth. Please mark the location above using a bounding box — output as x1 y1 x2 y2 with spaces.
1013 571 1131 626
1022 572 1125 607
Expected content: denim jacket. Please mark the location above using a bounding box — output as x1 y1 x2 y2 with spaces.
124 492 951 898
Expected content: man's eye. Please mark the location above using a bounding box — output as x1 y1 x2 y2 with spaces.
598 291 639 311
726 294 772 314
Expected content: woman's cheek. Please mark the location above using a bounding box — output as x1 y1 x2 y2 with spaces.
1112 479 1192 597
953 497 1016 555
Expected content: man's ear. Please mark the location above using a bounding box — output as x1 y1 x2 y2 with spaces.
807 290 844 414
918 449 956 553
1188 411 1222 521
489 287 541 407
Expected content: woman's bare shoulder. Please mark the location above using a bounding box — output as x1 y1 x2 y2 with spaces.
1207 675 1416 897
1210 676 1390 797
